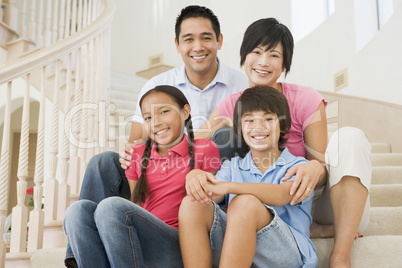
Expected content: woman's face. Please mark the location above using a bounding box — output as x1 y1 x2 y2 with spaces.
244 43 284 89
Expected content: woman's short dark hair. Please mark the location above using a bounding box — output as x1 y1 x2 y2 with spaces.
175 5 221 43
233 86 292 149
240 18 294 77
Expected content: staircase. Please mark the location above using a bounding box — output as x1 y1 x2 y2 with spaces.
312 126 402 267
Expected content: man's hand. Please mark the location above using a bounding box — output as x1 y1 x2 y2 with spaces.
185 169 217 203
119 140 144 170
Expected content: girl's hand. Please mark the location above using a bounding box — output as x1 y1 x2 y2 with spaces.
186 169 217 203
282 160 325 205
119 140 144 169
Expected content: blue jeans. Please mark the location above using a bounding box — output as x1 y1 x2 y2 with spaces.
209 202 304 268
64 197 183 268
66 151 131 266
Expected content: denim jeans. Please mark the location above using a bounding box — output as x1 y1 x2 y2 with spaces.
64 197 183 268
209 202 303 268
66 151 131 266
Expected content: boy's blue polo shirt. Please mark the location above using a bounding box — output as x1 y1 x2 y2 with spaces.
215 148 317 267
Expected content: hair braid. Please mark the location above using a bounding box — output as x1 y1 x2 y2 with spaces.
186 116 195 170
132 138 153 205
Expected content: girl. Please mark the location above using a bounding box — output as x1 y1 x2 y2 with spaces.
195 18 371 267
64 85 221 268
180 86 317 267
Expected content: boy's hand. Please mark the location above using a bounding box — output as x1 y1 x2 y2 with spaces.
119 140 144 170
282 160 323 205
186 169 217 203
208 181 228 197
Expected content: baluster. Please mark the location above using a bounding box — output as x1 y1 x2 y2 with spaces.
86 39 96 160
57 53 72 220
51 0 59 44
10 74 31 253
68 47 82 197
28 0 36 41
36 0 44 48
77 0 82 31
27 67 46 252
71 0 77 35
87 0 92 24
64 0 72 39
44 0 52 47
79 43 90 179
44 59 61 224
0 82 12 267
19 0 27 40
106 26 116 151
3 0 18 32
97 33 106 153
82 0 87 28
58 0 66 41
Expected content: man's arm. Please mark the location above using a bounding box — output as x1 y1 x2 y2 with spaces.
194 107 232 139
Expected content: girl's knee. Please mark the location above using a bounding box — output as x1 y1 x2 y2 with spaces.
64 200 96 229
227 195 262 216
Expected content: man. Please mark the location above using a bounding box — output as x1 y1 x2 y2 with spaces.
79 5 248 204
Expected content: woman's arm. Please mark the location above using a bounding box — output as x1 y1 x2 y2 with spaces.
210 180 294 207
283 102 328 205
128 179 138 197
194 108 232 139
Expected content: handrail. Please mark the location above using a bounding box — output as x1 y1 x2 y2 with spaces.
0 0 115 84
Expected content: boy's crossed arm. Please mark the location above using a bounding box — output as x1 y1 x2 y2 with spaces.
186 169 300 207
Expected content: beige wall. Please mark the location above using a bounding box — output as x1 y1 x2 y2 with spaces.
321 91 402 153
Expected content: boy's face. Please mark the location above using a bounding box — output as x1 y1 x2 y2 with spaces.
241 110 281 153
175 17 223 78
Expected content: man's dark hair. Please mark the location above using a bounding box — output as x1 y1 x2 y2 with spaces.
240 18 294 77
175 5 221 43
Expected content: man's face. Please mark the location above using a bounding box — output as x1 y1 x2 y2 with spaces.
175 17 223 78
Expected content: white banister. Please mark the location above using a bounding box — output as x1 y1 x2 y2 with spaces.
10 74 30 253
27 66 46 252
44 59 61 224
51 0 59 44
68 47 82 197
64 0 72 39
1 0 114 263
0 82 12 268
57 53 72 221
28 0 37 41
36 0 45 48
58 0 66 41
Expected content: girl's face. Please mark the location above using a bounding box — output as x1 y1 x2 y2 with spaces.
141 92 190 155
244 43 284 89
241 110 281 155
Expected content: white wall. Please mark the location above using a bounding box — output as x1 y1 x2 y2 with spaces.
286 0 402 105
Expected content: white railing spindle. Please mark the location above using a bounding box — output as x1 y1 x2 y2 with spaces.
44 0 52 47
28 0 37 42
64 0 72 39
57 53 72 221
58 0 66 41
36 0 45 48
10 74 30 254
44 59 61 224
51 0 59 44
0 82 12 267
27 67 46 252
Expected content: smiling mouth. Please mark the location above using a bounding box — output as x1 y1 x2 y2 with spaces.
155 128 169 136
252 134 268 140
191 55 207 60
254 69 269 75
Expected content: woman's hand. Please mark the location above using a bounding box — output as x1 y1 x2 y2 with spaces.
185 169 217 203
282 160 325 205
119 140 144 170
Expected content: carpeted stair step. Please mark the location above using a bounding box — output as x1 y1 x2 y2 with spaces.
372 166 402 184
371 153 402 166
370 184 402 207
312 235 402 268
364 207 402 236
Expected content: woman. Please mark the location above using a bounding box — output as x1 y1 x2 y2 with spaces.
195 18 371 268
